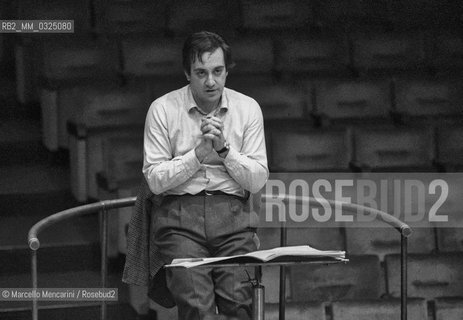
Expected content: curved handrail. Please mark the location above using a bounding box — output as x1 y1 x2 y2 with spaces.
28 194 411 320
28 196 137 320
28 197 137 250
28 194 411 249
261 194 412 237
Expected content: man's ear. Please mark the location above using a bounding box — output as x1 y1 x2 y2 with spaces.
184 70 190 82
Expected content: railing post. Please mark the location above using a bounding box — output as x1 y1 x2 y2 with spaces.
279 223 287 320
31 249 38 320
401 233 408 320
100 203 108 320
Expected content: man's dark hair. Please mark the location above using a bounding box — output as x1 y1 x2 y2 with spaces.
182 31 234 75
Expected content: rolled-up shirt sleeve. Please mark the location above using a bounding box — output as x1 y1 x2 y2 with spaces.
223 101 269 193
143 102 201 194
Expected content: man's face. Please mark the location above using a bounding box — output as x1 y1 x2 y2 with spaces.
187 48 228 110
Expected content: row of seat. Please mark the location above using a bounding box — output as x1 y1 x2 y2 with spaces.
92 130 463 254
237 78 463 122
257 226 462 259
155 296 462 319
267 253 463 302
13 0 463 36
37 75 463 150
148 286 462 319
13 29 463 152
16 30 462 151
14 28 463 107
129 226 462 318
266 124 463 172
263 297 462 320
31 32 463 81
68 109 463 202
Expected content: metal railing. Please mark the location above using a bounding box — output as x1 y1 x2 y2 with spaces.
28 195 411 320
28 197 137 320
261 194 412 320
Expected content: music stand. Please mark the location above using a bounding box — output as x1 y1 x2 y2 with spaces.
167 256 348 320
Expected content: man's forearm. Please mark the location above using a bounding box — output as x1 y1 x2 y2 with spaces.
223 147 269 193
144 149 201 194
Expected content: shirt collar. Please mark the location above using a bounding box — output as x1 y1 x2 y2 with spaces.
185 85 229 115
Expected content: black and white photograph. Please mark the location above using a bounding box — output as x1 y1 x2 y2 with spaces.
1 1 463 319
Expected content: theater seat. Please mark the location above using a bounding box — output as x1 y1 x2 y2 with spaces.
346 227 435 260
231 83 306 121
67 85 149 128
228 37 274 75
315 0 390 31
275 35 349 77
93 0 167 35
121 37 183 78
96 134 144 257
262 265 291 303
270 127 351 172
437 227 463 253
394 78 463 121
265 301 326 320
67 85 150 201
387 0 459 31
436 125 463 171
427 33 463 74
15 0 91 33
167 0 238 37
314 79 392 123
257 227 344 251
352 126 434 171
290 255 381 301
351 32 425 75
120 36 185 99
429 173 463 252
239 0 312 32
39 37 117 84
331 298 427 320
38 37 119 150
436 221 463 253
434 297 463 320
99 134 144 191
385 253 463 299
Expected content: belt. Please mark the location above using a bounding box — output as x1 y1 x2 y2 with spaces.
195 190 250 200
195 190 232 196
164 190 248 200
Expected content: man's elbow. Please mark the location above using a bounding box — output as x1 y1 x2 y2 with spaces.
143 169 166 195
248 167 269 193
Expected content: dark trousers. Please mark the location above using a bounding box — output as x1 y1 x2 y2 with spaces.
152 194 259 320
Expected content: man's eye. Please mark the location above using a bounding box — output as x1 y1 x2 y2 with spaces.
197 71 205 76
214 69 223 75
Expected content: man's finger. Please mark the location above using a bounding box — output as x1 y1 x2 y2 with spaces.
204 129 222 137
201 121 217 131
209 118 224 130
201 117 224 131
202 133 218 141
201 125 222 136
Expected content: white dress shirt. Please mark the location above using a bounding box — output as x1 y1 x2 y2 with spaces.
143 85 269 197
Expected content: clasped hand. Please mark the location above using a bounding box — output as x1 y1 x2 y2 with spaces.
195 116 225 161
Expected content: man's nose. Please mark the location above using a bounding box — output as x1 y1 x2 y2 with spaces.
205 74 215 87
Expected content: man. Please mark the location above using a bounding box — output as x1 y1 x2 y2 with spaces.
142 31 268 319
